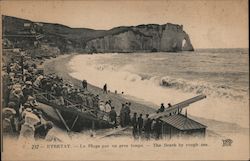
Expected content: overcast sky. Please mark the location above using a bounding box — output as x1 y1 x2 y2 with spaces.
1 0 248 48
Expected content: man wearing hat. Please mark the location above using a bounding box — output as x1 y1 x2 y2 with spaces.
124 102 131 126
109 106 117 128
2 108 17 137
9 72 15 82
19 111 41 140
92 95 100 112
144 114 152 140
33 75 43 88
7 101 16 109
26 96 39 107
9 88 23 116
131 112 138 138
119 103 126 127
24 72 33 82
22 81 34 103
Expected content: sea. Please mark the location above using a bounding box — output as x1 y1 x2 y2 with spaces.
68 48 249 128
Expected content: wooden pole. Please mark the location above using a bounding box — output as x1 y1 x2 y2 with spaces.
170 127 172 139
70 115 79 130
55 109 70 132
161 123 164 139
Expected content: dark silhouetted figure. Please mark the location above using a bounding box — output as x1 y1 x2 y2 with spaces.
131 112 138 138
157 103 165 113
103 83 107 94
109 106 117 128
138 114 143 136
119 104 126 127
154 118 162 140
144 114 152 140
124 102 131 126
22 82 34 103
82 80 87 90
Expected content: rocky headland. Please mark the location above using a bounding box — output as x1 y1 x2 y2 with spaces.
2 15 194 54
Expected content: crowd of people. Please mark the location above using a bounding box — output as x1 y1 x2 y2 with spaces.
128 103 175 139
2 52 168 141
2 53 122 140
2 55 53 140
130 112 163 140
2 53 106 140
115 102 165 140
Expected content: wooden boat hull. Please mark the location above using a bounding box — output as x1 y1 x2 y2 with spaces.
34 89 113 132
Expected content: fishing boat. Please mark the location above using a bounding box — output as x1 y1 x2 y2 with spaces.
33 87 113 132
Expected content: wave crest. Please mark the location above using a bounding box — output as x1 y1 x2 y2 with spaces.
160 76 247 100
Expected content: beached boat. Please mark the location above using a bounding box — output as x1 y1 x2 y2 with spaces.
33 87 113 132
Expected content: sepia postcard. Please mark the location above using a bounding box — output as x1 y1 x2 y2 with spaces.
1 0 249 160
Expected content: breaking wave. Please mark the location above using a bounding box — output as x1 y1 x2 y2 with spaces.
68 54 249 128
68 53 248 102
91 62 247 101
160 76 248 101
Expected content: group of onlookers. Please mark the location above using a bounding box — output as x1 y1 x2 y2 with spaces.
2 52 166 141
119 102 132 127
131 113 163 140
2 56 53 141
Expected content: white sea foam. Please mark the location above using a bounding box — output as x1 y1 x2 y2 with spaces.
68 54 249 128
160 76 247 100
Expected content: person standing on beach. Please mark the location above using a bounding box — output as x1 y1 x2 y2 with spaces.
144 114 151 140
124 102 131 126
103 83 107 94
109 106 117 128
82 80 87 90
131 112 138 138
154 118 162 140
138 114 143 136
119 104 126 127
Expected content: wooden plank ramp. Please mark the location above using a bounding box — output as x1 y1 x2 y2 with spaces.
97 127 129 139
149 94 206 119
